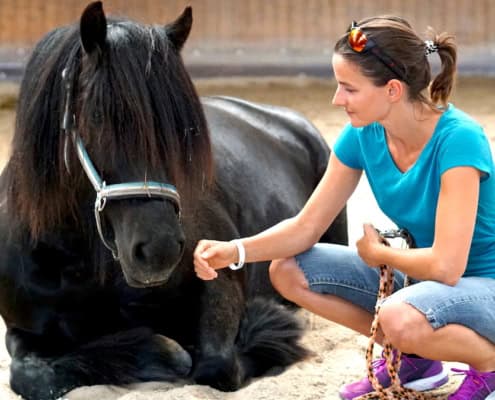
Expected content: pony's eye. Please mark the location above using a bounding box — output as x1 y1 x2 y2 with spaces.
92 111 103 125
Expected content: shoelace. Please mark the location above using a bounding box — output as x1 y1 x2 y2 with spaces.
371 357 387 371
371 353 418 376
451 368 494 398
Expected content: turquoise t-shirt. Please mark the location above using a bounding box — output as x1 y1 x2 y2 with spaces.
333 104 495 278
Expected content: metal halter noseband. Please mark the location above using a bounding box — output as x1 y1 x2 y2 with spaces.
61 67 181 259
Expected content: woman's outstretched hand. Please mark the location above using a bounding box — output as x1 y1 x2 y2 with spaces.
193 240 238 280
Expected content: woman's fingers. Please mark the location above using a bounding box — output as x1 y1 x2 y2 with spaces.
195 264 218 280
193 239 240 280
193 257 218 280
193 240 214 268
193 240 221 280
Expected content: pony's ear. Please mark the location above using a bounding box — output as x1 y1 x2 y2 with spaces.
80 1 107 54
165 7 192 51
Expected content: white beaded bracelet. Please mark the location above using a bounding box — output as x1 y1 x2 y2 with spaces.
229 239 246 270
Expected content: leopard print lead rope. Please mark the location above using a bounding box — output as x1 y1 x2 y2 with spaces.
356 229 445 400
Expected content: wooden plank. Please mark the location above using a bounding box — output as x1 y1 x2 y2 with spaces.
0 0 492 53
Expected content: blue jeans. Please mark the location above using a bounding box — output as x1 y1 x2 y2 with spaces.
295 243 495 344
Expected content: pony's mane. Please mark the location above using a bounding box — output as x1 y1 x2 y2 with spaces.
6 18 213 238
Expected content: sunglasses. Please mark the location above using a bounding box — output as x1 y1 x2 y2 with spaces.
348 21 408 83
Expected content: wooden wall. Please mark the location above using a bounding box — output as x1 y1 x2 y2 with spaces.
0 0 493 49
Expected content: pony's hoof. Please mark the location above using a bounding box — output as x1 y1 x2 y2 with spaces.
149 335 192 379
10 357 72 400
193 354 243 392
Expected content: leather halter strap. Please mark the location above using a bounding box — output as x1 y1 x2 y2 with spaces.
61 67 181 259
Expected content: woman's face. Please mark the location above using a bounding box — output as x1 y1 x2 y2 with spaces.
332 53 392 127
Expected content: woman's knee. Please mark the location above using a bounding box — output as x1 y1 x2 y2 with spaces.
269 258 308 301
378 302 432 352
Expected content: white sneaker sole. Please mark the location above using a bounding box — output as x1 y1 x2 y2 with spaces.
403 370 449 391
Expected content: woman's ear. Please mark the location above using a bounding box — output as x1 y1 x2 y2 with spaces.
386 79 404 102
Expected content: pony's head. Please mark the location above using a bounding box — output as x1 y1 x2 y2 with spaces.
7 1 213 287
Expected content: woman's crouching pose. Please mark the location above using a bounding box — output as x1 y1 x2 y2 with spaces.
194 15 495 400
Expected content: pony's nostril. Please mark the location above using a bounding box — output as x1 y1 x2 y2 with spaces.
133 242 149 264
131 238 184 266
178 238 185 252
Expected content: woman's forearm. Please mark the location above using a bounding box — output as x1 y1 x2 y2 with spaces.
375 245 464 285
240 216 320 263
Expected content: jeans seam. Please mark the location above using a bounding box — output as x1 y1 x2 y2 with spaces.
431 295 495 312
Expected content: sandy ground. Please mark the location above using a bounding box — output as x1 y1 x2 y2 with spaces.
0 76 494 399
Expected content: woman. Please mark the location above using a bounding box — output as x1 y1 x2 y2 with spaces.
193 16 495 400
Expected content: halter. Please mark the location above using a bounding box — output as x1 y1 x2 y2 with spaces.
61 67 181 259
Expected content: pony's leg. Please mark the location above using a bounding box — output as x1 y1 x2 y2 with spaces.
6 327 192 400
193 274 246 391
193 275 308 391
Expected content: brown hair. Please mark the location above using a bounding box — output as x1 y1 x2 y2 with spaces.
334 16 457 107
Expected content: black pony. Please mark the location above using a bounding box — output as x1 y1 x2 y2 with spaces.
0 2 347 399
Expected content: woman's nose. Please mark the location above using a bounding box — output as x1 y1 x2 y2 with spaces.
332 89 344 106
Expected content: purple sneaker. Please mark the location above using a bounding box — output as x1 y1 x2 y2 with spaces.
448 367 495 400
339 354 449 400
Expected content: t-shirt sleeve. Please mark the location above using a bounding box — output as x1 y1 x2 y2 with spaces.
438 123 493 180
333 123 364 169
